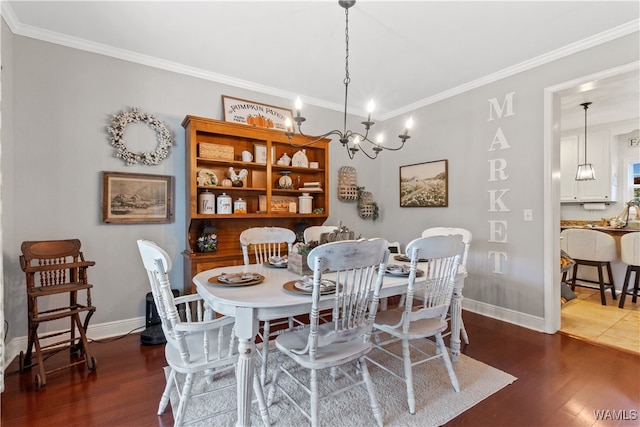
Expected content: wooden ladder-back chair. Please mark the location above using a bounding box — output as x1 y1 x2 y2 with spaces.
137 239 270 427
19 238 97 389
421 227 472 360
267 238 389 427
369 234 464 414
240 226 299 386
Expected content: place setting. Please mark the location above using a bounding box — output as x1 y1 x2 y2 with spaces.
378 264 425 277
208 272 265 287
283 275 340 295
264 255 288 268
394 254 429 263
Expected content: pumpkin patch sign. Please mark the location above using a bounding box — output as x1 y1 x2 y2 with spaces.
222 95 293 131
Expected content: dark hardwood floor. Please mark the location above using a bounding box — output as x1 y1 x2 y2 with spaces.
2 312 638 426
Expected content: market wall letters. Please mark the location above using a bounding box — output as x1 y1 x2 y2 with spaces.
487 92 514 274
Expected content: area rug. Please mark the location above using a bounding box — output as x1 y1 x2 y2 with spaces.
167 339 517 426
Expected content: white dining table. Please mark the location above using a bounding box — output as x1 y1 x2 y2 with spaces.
193 259 466 426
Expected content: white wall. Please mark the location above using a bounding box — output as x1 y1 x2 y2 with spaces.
0 27 347 346
2 19 639 360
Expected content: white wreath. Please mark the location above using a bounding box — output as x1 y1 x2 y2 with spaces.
107 107 174 165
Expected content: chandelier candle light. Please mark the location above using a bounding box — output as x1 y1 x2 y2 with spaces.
284 0 414 160
575 102 596 181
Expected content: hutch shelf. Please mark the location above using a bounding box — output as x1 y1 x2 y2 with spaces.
182 115 330 294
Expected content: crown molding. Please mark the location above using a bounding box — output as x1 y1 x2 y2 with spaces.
2 2 637 121
382 19 640 121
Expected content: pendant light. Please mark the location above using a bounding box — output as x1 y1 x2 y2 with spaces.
284 0 413 160
575 102 596 181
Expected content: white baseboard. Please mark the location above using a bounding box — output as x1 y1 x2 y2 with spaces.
462 298 546 332
4 316 146 370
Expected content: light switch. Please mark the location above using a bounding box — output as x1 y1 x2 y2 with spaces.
524 209 533 221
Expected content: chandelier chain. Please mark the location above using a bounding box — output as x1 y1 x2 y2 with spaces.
344 7 350 87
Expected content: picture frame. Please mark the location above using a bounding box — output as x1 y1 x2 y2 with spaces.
399 159 448 207
222 95 293 131
102 171 175 223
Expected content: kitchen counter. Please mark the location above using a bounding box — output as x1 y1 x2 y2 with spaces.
560 220 640 234
560 225 640 234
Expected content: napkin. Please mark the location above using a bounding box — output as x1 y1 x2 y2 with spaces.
386 264 410 274
268 255 288 266
395 254 428 263
294 276 336 292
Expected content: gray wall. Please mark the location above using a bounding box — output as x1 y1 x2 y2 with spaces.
2 18 639 345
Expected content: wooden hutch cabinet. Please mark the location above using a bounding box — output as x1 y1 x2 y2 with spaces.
182 115 330 294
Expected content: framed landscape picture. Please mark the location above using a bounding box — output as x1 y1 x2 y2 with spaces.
102 171 175 223
399 159 448 207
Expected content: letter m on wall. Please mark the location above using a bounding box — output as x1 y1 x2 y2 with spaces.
488 92 515 121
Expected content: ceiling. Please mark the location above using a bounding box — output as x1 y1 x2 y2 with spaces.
3 1 639 128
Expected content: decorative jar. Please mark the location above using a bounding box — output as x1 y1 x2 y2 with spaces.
299 193 313 214
217 192 232 214
198 190 215 214
234 198 247 214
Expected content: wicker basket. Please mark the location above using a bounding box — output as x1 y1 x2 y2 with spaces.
338 166 358 201
198 143 234 161
358 190 375 218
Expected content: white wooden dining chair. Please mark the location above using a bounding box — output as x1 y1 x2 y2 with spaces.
303 225 338 244
421 227 472 360
267 238 389 427
368 234 464 414
137 239 270 427
239 227 298 386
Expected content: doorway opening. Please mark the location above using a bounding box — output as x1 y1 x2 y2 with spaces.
544 62 640 354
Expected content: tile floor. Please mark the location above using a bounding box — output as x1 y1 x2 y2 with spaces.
560 287 640 354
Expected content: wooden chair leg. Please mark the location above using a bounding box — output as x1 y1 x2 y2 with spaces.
605 262 617 300
260 321 271 387
632 268 640 303
619 266 633 308
158 368 176 415
73 313 95 370
359 357 383 427
437 333 460 393
252 370 271 427
597 264 608 306
570 264 578 291
33 331 46 389
310 368 319 427
174 372 195 426
401 338 415 414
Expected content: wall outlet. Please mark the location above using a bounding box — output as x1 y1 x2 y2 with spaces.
524 209 533 221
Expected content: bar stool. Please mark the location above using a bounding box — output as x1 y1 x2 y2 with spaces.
560 228 617 305
618 232 640 309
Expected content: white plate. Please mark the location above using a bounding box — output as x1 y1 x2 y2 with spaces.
378 264 425 277
209 273 264 286
283 279 339 295
198 169 218 186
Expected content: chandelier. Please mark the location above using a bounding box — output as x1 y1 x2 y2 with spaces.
284 0 413 160
575 102 596 181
